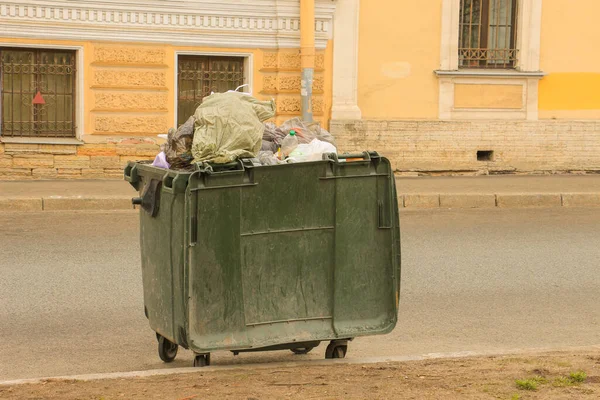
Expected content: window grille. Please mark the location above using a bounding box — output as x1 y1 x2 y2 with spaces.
1 48 76 137
459 0 518 68
177 56 245 126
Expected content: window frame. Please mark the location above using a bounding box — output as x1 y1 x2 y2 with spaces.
436 0 545 120
0 43 83 142
0 47 77 138
458 0 519 69
173 51 253 128
440 0 543 73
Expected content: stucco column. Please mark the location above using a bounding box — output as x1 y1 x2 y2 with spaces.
300 0 316 122
331 0 362 120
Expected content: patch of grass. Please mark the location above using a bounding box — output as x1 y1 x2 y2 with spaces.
532 376 548 384
515 379 538 391
570 371 587 383
553 376 574 387
515 376 547 391
552 371 587 387
510 394 521 400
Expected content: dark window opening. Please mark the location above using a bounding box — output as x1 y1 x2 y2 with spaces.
459 0 518 69
177 55 245 126
1 48 76 138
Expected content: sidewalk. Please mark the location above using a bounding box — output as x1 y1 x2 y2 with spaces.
2 347 600 399
397 174 600 209
1 175 600 211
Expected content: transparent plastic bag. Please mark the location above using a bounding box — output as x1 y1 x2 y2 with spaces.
287 139 337 163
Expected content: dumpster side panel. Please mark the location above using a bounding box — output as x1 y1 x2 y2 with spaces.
133 164 190 346
185 156 399 353
332 174 397 336
240 164 335 333
187 188 247 349
241 231 334 329
240 163 335 233
140 190 175 340
170 192 188 347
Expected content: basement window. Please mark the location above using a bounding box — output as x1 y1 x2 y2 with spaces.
477 150 494 161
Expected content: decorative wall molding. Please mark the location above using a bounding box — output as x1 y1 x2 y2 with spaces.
438 75 540 120
261 74 325 94
260 51 325 72
517 0 543 71
331 0 361 120
276 95 324 115
0 1 336 49
437 0 544 120
439 0 460 71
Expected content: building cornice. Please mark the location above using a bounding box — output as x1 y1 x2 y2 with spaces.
0 1 336 49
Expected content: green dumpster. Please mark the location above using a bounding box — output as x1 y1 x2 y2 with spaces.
125 151 400 367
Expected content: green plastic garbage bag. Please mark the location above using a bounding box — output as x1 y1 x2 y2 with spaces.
191 92 276 164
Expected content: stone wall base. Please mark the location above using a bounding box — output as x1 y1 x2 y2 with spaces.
2 119 599 179
0 138 158 180
330 120 600 175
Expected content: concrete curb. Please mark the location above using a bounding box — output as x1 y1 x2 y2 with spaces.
0 196 134 212
400 192 600 209
2 344 599 387
43 196 134 211
0 192 599 212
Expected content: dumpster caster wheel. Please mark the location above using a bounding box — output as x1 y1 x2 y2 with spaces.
325 341 348 359
158 336 178 363
291 346 315 355
193 354 211 367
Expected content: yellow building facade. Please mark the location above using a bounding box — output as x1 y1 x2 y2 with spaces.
334 0 600 174
0 0 598 179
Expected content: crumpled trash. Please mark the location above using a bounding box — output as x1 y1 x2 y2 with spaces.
287 139 337 163
192 92 276 164
258 151 282 166
261 139 279 153
262 117 336 151
163 116 196 170
152 151 171 169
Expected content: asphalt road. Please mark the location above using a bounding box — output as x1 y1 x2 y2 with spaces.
1 208 599 381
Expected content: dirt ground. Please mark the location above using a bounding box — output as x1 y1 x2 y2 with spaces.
2 349 600 400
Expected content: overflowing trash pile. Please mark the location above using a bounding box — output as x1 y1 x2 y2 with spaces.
153 91 337 170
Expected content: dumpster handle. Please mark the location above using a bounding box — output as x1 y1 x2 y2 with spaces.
162 172 186 194
124 163 141 190
162 173 175 193
196 160 245 175
327 152 375 163
124 163 139 183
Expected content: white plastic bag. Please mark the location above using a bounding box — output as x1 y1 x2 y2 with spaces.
152 151 171 169
288 139 337 163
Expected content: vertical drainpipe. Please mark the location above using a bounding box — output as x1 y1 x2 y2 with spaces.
300 0 315 122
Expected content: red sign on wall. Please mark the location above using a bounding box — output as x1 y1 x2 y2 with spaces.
32 91 45 105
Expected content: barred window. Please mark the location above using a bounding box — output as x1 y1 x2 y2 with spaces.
459 0 518 68
1 48 76 137
177 56 245 126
